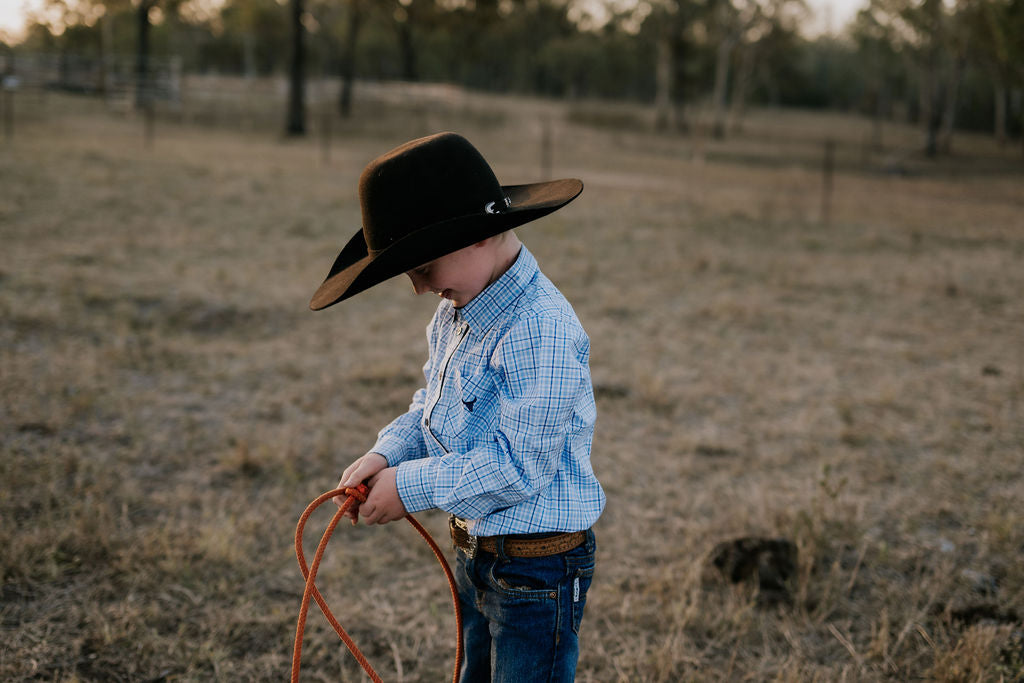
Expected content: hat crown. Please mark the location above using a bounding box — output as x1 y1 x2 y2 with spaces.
359 132 504 254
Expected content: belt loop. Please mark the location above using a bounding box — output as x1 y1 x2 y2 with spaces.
495 535 509 562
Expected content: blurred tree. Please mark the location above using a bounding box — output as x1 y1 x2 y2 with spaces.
638 0 703 131
286 0 306 134
338 0 364 117
851 4 908 148
203 0 289 75
233 0 267 77
26 0 117 92
27 0 173 107
534 13 655 99
937 0 970 153
135 0 158 108
959 0 1024 145
707 0 760 137
726 0 806 133
27 0 1018 152
859 0 963 156
502 0 580 94
645 0 692 131
701 0 808 137
310 0 427 117
391 0 423 81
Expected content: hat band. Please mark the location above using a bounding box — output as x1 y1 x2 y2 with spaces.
485 196 512 215
365 197 511 258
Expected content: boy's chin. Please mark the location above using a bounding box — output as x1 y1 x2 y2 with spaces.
445 291 472 307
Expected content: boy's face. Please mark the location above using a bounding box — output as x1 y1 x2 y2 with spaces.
405 240 498 308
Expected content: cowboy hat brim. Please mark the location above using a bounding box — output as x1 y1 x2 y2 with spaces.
309 178 583 311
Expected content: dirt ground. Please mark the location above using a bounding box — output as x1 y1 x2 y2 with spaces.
2 85 1023 681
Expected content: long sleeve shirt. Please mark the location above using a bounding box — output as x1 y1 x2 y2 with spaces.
370 246 605 536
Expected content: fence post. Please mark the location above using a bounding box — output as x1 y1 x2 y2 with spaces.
821 138 835 226
143 98 155 148
540 115 552 180
320 93 331 166
2 75 16 144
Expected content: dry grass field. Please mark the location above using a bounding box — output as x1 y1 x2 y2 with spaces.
2 83 1023 682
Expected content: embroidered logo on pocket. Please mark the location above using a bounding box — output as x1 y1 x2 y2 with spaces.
462 398 476 412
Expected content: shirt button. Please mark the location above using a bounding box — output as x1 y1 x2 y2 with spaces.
423 418 430 427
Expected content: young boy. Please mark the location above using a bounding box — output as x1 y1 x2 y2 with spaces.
310 132 605 682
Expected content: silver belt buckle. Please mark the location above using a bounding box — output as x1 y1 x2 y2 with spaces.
450 514 478 559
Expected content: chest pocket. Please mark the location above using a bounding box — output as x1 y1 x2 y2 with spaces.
443 367 497 448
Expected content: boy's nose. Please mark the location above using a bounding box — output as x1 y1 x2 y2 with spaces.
407 272 431 295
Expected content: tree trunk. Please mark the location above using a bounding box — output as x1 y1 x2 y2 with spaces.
339 0 364 118
394 5 418 82
654 29 673 131
925 86 941 158
919 63 932 127
671 21 689 132
921 59 942 157
992 77 1006 145
286 0 306 136
134 0 152 110
99 13 112 96
58 48 69 90
938 55 964 154
711 36 735 139
243 31 257 78
920 0 944 157
727 43 754 134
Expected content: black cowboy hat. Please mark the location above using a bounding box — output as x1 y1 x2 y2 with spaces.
309 132 583 310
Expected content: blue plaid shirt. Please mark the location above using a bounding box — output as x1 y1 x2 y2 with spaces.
371 246 605 536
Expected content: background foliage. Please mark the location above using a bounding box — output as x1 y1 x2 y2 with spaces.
5 0 1024 138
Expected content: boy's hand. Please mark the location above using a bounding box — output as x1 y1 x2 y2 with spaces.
334 452 388 520
338 452 388 489
357 467 407 525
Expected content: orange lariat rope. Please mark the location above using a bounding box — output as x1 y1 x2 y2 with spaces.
291 485 464 683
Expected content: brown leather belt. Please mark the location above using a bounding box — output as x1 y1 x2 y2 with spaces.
449 516 586 559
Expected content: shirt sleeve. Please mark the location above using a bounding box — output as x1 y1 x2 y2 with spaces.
396 314 587 517
370 386 429 467
370 313 440 467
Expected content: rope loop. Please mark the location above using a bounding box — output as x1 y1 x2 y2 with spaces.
342 485 368 503
291 485 463 683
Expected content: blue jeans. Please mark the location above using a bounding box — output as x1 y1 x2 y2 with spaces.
455 529 597 683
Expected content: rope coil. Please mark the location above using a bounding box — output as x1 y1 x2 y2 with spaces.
291 485 463 683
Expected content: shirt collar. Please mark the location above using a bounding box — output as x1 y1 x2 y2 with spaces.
457 245 537 332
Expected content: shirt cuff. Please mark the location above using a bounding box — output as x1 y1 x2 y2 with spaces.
371 435 417 467
396 457 439 514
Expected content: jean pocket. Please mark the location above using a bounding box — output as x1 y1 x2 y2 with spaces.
570 566 594 634
487 556 562 601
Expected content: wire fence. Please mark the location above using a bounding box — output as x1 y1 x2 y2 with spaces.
4 53 438 123
0 52 526 151
3 50 1018 186
0 51 187 145
1 51 181 105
